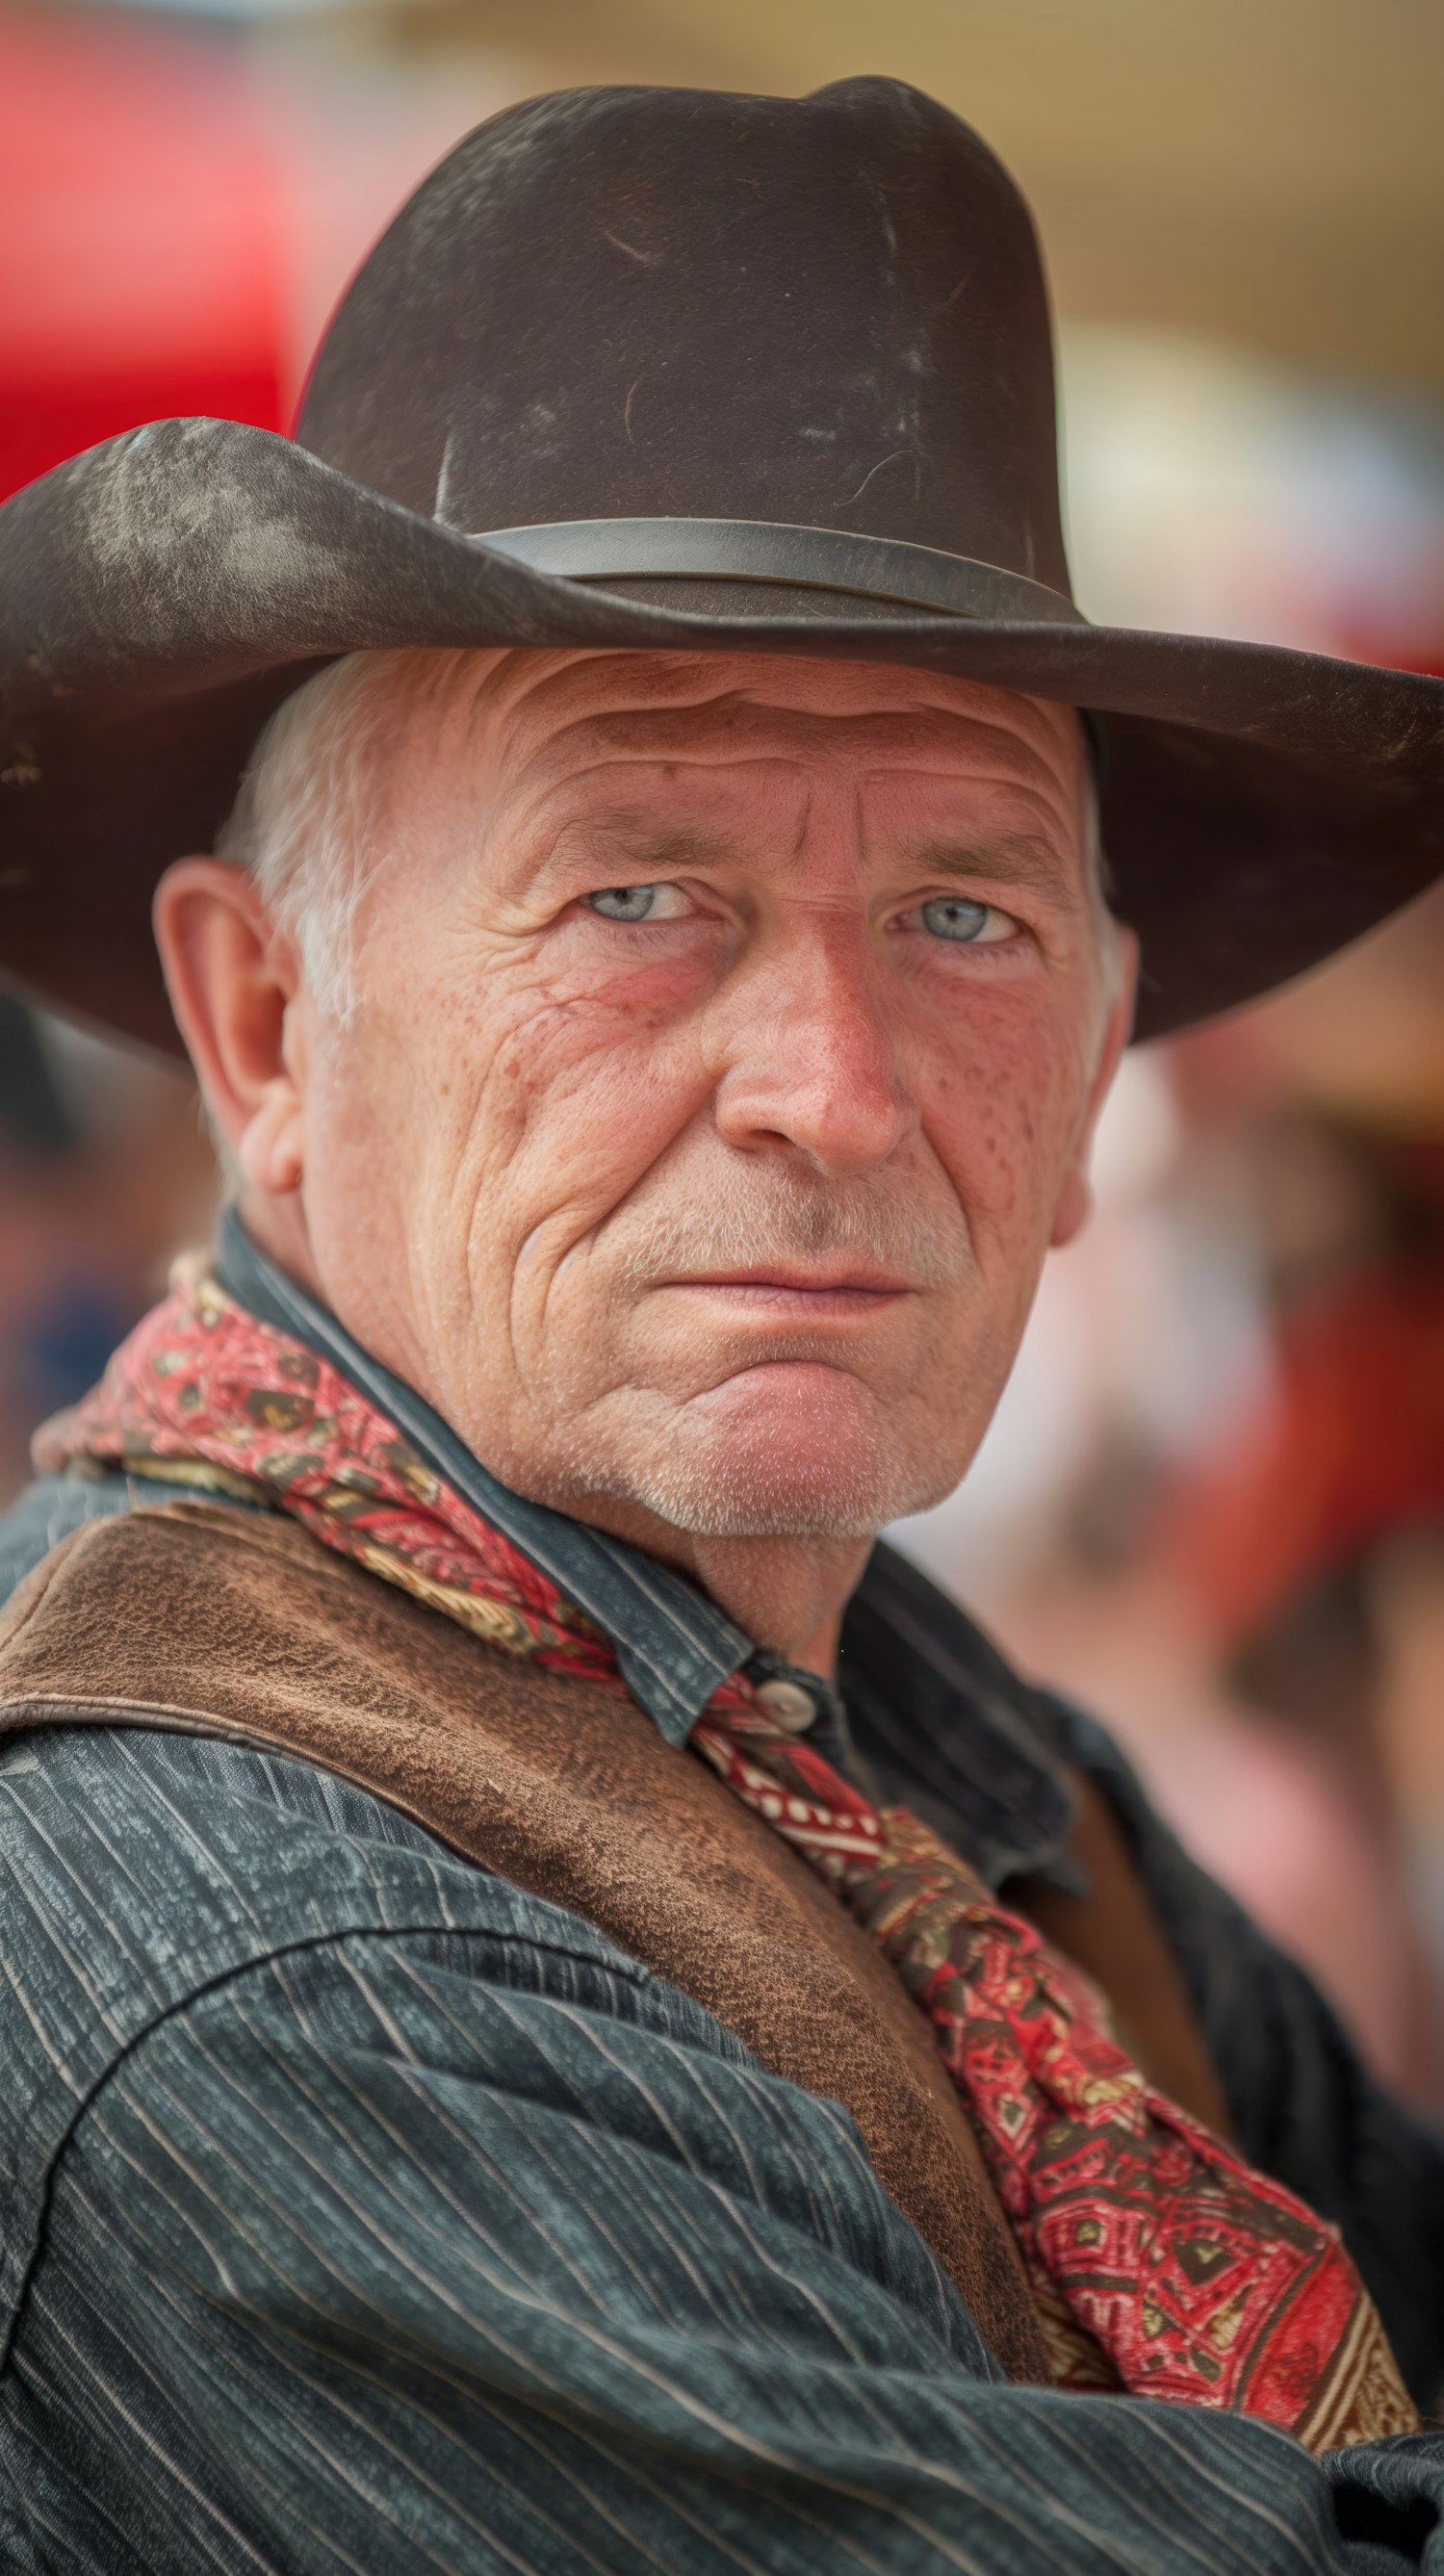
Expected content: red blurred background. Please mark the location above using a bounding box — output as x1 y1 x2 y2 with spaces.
1 10 286 493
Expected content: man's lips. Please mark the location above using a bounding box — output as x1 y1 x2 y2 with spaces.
656 1269 914 1317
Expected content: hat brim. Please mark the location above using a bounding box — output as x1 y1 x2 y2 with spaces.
3 416 1441 1051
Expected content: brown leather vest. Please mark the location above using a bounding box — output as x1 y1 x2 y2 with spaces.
0 1497 1227 2387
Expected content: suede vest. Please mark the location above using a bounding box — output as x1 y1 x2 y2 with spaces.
0 1498 1228 2388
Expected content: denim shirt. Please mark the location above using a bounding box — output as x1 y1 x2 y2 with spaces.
2 1223 1444 2574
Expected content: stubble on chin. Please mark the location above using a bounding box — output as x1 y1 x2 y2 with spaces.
527 1359 992 1541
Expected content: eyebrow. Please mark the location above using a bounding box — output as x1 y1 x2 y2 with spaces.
905 833 1082 904
548 821 745 876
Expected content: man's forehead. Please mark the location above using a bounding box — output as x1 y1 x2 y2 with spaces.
437 645 1088 796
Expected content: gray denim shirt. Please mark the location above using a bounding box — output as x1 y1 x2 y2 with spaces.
2 1217 1443 2573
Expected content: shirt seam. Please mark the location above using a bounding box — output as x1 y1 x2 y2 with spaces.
0 1688 623 1910
0 1913 660 2382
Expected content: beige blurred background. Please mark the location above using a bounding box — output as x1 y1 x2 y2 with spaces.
2 0 1442 2096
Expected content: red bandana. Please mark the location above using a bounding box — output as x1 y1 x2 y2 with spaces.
38 1260 1417 2453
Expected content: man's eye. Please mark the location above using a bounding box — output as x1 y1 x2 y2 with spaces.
918 895 1018 945
585 883 688 922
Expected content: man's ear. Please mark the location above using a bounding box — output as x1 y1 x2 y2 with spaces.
1050 925 1141 1249
153 859 308 1198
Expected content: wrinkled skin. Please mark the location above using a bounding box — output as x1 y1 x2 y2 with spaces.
157 648 1136 1669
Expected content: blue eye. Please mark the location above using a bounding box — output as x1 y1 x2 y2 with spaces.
920 895 998 943
588 886 658 920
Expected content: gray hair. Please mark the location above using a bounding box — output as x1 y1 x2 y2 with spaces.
214 649 469 1018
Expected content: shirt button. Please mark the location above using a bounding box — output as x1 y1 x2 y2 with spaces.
754 1678 817 1733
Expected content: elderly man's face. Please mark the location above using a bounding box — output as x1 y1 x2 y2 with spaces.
188 650 1133 1542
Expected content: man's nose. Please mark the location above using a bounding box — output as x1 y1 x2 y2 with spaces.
711 914 918 1176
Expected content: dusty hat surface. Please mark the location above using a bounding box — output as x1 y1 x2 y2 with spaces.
1 75 1440 1053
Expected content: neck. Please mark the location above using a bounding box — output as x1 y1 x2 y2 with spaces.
239 1185 323 1303
565 1508 873 1680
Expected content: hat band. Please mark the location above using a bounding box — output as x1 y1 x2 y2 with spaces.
473 517 1086 628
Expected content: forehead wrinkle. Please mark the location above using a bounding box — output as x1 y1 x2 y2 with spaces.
572 707 1047 772
489 719 1073 884
401 650 1087 823
470 668 1089 904
479 643 1078 735
501 743 817 858
858 751 1084 816
489 675 1077 791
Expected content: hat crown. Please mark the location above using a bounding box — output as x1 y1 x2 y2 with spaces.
297 78 1072 598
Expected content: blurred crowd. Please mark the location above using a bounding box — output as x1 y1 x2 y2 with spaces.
3 0 1442 2105
0 1007 215 1500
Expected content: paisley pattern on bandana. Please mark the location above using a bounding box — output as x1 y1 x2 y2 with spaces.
39 1259 1418 2454
36 1257 616 1684
689 1709 1417 2446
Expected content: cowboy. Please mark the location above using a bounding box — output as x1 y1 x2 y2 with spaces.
1 75 1442 2576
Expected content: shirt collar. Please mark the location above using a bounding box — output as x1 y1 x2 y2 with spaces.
216 1208 1073 1879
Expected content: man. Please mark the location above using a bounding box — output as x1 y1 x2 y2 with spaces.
1 74 1443 2576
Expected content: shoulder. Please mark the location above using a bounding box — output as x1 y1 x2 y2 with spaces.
0 1714 682 2062
0 1705 730 2372
0 1467 165 1605
0 1713 667 2098
0 1484 727 2054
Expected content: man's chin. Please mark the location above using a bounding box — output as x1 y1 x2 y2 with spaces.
625 1477 894 1543
608 1378 961 1541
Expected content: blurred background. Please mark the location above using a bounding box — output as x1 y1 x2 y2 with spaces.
3 0 1443 2096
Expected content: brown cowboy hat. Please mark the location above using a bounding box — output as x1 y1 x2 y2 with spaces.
1 76 1439 1052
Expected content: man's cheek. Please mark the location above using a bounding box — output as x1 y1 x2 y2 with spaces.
494 937 711 1042
509 1066 699 1248
477 956 694 1120
481 968 707 1150
927 1028 1086 1252
479 1032 713 1299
